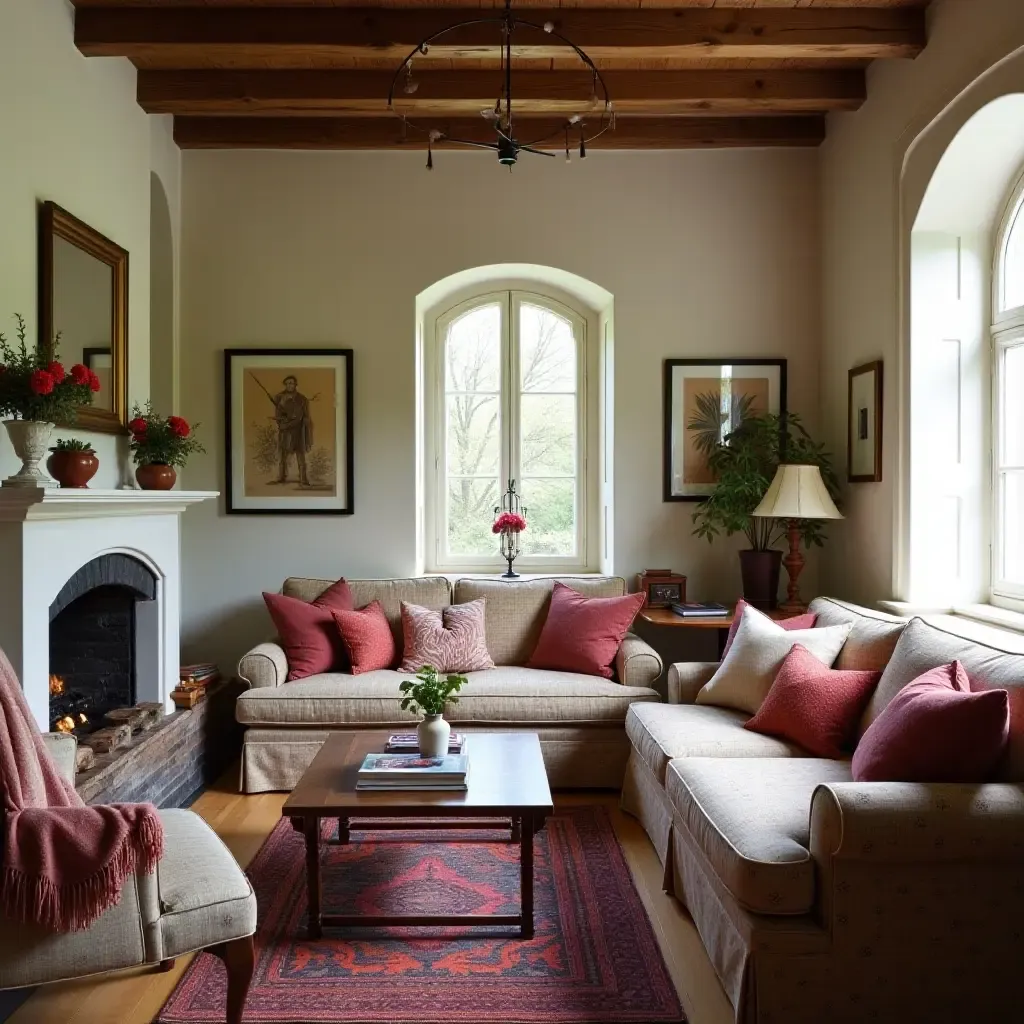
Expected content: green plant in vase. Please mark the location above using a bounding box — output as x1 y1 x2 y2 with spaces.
47 438 99 489
399 666 468 757
691 412 840 609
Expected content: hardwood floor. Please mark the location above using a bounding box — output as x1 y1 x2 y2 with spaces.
7 777 733 1024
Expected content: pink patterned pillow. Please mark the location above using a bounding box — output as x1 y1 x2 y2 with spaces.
399 599 494 673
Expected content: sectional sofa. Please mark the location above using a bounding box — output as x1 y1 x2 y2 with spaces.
236 575 663 792
622 597 1024 1023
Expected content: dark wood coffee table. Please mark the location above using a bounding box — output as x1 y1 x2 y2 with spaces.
282 731 554 939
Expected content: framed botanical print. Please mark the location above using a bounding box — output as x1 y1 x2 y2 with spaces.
848 360 883 483
224 348 354 515
663 358 787 501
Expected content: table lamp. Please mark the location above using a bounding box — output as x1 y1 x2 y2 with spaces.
752 464 843 613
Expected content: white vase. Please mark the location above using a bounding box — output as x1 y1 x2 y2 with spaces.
417 714 450 757
3 420 57 489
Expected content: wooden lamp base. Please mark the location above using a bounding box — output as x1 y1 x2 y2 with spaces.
778 519 807 614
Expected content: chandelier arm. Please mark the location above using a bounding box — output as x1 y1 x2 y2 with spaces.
386 16 510 108
442 138 502 152
518 146 557 158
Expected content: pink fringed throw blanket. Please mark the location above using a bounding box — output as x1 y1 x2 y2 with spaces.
0 649 163 932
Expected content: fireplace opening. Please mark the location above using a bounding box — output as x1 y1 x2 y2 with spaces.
48 554 158 736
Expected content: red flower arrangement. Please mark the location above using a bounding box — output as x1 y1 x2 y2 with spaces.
0 314 97 423
128 402 205 469
492 511 528 535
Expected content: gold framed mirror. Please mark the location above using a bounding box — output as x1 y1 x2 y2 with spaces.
39 202 128 433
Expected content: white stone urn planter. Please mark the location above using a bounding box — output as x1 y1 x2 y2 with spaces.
3 420 57 488
417 714 451 757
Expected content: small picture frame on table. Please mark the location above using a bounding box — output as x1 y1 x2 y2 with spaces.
636 571 687 608
848 360 883 483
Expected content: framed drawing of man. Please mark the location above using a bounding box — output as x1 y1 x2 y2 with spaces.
224 348 354 515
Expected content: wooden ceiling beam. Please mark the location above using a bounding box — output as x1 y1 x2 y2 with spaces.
172 115 827 150
138 68 865 116
76 7 926 65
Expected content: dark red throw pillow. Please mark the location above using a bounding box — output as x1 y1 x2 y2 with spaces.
263 578 354 681
332 602 397 675
852 661 1010 782
745 643 881 758
721 598 817 659
527 582 645 679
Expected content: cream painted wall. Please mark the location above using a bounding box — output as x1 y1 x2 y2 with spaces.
0 0 164 485
820 0 1024 604
179 148 822 669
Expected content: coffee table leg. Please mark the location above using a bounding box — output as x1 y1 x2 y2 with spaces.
520 814 534 939
511 816 521 844
338 816 350 844
304 816 322 940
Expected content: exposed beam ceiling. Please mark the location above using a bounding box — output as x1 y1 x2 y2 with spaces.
69 2 931 150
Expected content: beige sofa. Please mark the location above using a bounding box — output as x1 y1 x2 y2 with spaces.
237 576 663 792
622 597 1024 1024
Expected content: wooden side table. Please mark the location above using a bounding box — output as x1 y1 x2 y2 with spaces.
638 606 794 659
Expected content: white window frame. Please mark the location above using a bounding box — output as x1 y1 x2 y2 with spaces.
423 285 598 574
990 169 1024 609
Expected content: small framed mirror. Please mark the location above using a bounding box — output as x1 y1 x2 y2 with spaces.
39 202 128 433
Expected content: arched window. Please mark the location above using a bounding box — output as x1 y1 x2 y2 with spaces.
992 170 1024 602
423 288 597 573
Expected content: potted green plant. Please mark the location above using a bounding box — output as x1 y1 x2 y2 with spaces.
128 402 205 490
691 412 840 609
0 314 100 488
47 438 99 489
399 666 468 757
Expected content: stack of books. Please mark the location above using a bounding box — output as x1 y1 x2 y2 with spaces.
386 732 466 753
171 663 221 709
670 602 729 618
356 752 470 791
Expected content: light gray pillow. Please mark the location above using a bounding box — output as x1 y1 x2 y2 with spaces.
696 605 853 715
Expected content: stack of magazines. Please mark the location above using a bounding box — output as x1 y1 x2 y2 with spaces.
670 602 729 618
356 752 470 791
386 732 465 753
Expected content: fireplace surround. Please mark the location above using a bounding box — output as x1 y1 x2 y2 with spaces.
0 488 216 731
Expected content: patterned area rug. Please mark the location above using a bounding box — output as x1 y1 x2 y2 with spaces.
157 806 684 1023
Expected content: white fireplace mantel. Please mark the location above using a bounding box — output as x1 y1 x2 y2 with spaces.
0 488 217 730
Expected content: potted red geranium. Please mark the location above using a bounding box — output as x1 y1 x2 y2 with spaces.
0 314 100 488
128 402 205 490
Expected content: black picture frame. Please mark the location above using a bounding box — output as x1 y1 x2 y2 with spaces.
848 360 883 483
224 348 354 516
663 358 788 502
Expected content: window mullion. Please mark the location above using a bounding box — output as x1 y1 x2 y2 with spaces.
507 292 521 493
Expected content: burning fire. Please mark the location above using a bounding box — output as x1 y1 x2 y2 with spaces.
54 713 88 734
49 674 66 696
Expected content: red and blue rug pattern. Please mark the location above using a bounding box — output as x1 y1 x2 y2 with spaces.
157 805 684 1023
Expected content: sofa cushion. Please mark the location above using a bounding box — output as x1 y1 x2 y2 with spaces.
625 702 805 785
808 597 907 672
236 666 660 727
863 617 1024 780
332 602 397 674
666 757 852 915
399 599 494 673
283 577 451 658
453 577 625 666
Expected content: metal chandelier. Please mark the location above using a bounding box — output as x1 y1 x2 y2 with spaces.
387 0 614 169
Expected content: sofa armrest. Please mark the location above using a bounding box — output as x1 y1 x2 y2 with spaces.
41 732 78 784
667 662 718 704
810 781 1024 864
615 633 663 688
237 642 289 689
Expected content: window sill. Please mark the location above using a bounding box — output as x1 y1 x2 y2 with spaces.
878 600 1024 649
427 571 607 584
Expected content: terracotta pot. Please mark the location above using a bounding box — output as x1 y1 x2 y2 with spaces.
136 463 177 490
739 549 782 610
47 450 99 489
3 420 56 488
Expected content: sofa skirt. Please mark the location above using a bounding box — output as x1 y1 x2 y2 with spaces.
619 748 676 892
240 724 632 793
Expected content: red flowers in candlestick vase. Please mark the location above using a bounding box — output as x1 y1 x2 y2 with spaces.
0 314 97 423
128 402 205 469
492 511 527 535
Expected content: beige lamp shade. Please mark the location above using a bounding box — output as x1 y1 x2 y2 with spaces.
752 464 843 520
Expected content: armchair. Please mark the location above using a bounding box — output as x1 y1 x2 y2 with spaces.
0 733 257 1023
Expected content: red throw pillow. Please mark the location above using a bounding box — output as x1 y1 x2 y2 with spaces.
263 578 354 681
745 643 881 758
721 599 817 658
332 602 397 675
852 661 1010 782
527 582 645 679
